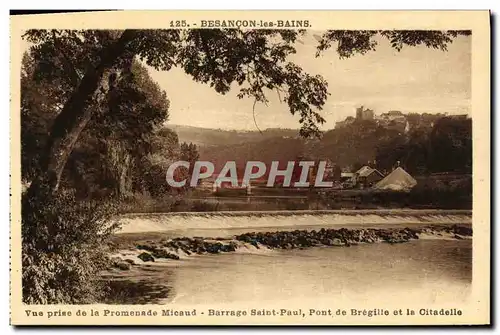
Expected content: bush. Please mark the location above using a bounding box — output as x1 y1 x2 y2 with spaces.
408 180 472 209
22 190 120 304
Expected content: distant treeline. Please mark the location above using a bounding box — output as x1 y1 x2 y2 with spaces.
194 114 472 177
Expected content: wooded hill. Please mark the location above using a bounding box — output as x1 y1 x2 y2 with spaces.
170 113 472 176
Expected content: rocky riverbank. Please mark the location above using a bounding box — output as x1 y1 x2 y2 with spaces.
108 224 472 270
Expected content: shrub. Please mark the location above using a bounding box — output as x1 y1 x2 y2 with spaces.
408 176 472 209
22 190 120 304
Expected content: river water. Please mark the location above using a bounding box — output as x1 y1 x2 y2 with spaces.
163 239 471 306
112 211 472 306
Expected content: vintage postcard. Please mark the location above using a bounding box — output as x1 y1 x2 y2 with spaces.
10 10 490 326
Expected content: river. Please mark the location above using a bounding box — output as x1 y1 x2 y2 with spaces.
165 239 471 305
108 210 472 306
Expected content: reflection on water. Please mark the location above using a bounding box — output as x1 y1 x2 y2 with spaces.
166 240 471 305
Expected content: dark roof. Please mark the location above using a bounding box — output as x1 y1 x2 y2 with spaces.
356 166 384 178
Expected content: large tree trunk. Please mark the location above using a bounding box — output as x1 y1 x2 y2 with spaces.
26 30 137 198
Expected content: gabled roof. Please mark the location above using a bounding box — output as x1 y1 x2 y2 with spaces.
356 166 384 178
355 165 372 175
374 167 417 191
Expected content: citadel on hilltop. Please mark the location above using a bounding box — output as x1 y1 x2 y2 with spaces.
335 106 410 133
355 105 374 121
335 106 467 133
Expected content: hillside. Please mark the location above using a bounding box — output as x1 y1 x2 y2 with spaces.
168 124 300 147
166 113 471 175
169 123 388 174
198 137 307 174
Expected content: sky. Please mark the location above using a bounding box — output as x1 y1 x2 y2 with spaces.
147 31 471 131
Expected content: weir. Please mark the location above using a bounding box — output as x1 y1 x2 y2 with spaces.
115 209 472 235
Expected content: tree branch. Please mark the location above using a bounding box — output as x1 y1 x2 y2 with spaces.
252 98 263 134
31 29 137 195
51 30 81 87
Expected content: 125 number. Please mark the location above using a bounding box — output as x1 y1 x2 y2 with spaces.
169 20 188 28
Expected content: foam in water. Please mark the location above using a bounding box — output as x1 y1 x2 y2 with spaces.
116 211 472 235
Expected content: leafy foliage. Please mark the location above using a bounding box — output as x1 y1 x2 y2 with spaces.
180 142 200 167
375 116 472 174
21 43 171 197
428 117 472 173
316 30 471 58
22 191 119 304
23 29 331 138
176 29 328 137
139 128 200 197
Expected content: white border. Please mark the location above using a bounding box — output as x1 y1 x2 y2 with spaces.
3 3 497 334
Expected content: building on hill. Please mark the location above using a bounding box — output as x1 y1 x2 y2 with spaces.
387 110 404 118
375 110 407 132
335 106 374 129
356 106 375 121
376 111 406 123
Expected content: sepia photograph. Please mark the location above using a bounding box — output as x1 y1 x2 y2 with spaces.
9 11 490 326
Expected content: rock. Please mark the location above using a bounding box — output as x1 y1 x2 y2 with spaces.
124 258 135 265
152 249 180 260
136 244 156 252
451 225 472 236
115 261 131 271
110 256 122 263
322 238 332 246
180 247 192 255
204 242 220 254
231 226 426 250
331 238 343 246
220 243 236 252
138 252 155 262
